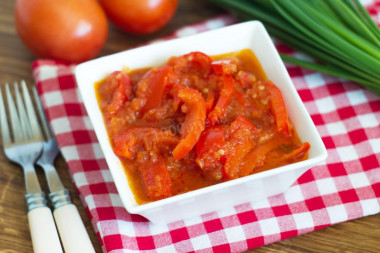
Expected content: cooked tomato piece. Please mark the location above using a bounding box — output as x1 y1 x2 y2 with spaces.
239 137 286 175
266 80 292 135
223 115 257 180
113 127 176 199
171 85 206 160
207 74 234 126
195 126 226 180
236 70 256 89
139 153 172 200
171 84 183 112
211 63 224 75
227 115 256 136
106 71 133 116
233 88 246 106
168 51 212 77
113 127 154 159
204 90 215 113
113 127 178 159
280 142 310 162
196 126 225 156
137 66 174 114
211 60 237 75
224 134 254 180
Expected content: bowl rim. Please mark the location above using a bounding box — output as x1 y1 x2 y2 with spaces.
75 20 328 216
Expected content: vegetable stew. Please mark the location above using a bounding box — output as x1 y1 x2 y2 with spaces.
96 49 310 204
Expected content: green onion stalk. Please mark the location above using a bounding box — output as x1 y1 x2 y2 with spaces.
209 0 380 95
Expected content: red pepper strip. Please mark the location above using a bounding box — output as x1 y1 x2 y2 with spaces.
224 131 254 180
139 153 172 200
223 116 256 180
113 127 176 200
195 126 226 180
113 127 154 159
113 127 178 159
186 51 212 75
170 84 183 112
266 80 292 135
233 89 246 107
211 61 237 75
239 137 286 175
236 70 257 89
207 74 234 126
196 125 225 157
280 142 310 162
204 91 215 113
211 63 224 75
137 66 174 114
107 71 133 116
227 115 256 137
172 86 206 160
169 51 212 77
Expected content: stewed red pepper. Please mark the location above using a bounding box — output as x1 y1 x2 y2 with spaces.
103 71 133 116
96 49 310 204
171 85 206 160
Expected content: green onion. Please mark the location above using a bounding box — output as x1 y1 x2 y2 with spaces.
209 0 380 95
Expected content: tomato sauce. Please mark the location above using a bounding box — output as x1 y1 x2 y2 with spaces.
96 49 310 204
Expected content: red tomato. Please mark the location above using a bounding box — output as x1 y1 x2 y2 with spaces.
14 0 108 63
99 0 178 35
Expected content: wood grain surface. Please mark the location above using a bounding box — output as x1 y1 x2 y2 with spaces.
0 1 379 252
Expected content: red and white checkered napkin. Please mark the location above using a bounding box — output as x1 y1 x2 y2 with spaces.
32 3 380 252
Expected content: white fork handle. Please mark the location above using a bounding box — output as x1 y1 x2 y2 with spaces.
53 204 95 253
28 206 63 253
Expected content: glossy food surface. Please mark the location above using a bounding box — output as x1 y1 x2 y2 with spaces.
96 49 310 204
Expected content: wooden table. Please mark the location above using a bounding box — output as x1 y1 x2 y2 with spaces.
0 1 379 252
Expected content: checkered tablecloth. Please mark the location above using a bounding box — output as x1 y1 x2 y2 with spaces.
32 1 380 252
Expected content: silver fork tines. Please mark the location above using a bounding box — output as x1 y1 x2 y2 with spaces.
0 81 64 252
1 83 44 198
31 86 95 252
32 86 71 208
1 81 93 252
23 81 43 140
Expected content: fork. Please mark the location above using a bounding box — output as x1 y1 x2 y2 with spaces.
32 86 95 253
0 81 63 253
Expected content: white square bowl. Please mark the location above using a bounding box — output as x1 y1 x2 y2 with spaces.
75 21 327 224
